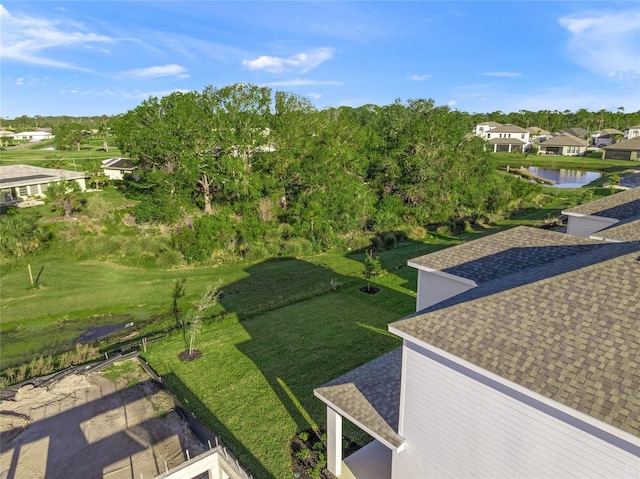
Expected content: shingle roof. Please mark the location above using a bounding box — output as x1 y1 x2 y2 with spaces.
603 137 640 151
392 242 640 438
314 348 404 449
590 218 640 242
408 226 604 284
488 137 525 145
541 134 586 147
562 186 640 220
489 123 527 133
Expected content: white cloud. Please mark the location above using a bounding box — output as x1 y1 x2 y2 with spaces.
265 78 343 87
558 9 640 78
307 93 322 99
482 72 522 78
448 100 457 107
15 77 23 85
122 64 189 79
243 48 334 73
0 4 113 70
407 74 433 81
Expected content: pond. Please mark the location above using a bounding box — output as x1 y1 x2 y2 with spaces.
527 167 601 188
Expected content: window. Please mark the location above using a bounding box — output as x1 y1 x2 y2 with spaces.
39 183 48 194
19 186 28 196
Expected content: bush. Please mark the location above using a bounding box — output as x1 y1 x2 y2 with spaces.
281 237 314 258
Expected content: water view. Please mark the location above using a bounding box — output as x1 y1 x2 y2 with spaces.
527 167 601 188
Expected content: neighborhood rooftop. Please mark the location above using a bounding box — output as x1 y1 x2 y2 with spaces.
407 226 606 285
563 186 640 219
314 348 404 450
0 164 85 188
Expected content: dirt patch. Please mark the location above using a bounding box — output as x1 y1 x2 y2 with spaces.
0 359 205 479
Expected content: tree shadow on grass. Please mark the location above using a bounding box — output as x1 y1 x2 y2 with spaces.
223 257 413 455
161 372 267 479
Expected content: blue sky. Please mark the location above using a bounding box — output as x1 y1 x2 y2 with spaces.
1 1 639 118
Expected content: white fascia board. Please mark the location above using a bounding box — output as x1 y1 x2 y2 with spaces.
560 212 620 225
406 262 477 287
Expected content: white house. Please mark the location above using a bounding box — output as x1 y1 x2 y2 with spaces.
628 124 640 139
101 158 134 180
474 122 530 153
0 164 86 206
12 131 54 141
315 191 640 478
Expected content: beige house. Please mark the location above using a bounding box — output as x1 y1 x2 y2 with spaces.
0 164 86 206
316 190 640 479
537 133 586 156
602 137 640 161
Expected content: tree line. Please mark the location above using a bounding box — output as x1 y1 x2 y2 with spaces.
111 84 539 261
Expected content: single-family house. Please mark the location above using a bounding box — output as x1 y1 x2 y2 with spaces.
562 127 589 139
628 124 640 139
591 128 625 148
473 121 502 137
0 164 86 207
12 131 54 141
562 186 640 238
475 123 530 153
537 133 586 156
315 190 640 479
526 126 550 142
101 157 134 180
601 137 640 161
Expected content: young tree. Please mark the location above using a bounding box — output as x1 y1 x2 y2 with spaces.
180 280 222 358
362 250 382 293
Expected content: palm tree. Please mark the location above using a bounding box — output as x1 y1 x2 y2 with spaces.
97 123 109 152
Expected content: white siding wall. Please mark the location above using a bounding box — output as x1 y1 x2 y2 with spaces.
415 271 475 312
566 216 617 237
392 343 639 479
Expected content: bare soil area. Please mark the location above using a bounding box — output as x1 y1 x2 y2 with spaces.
0 360 205 479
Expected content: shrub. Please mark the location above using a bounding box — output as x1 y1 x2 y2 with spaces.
156 248 184 268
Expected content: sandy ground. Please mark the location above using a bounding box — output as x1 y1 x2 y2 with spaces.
0 361 205 479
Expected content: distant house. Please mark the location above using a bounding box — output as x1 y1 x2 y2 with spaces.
591 128 624 147
474 123 530 153
562 127 589 139
526 126 550 142
12 131 54 141
101 158 134 180
0 164 86 207
562 186 640 237
473 121 502 137
601 137 640 161
537 133 586 156
315 188 640 479
626 124 640 139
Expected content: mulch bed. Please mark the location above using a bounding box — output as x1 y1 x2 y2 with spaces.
359 286 380 294
178 350 202 361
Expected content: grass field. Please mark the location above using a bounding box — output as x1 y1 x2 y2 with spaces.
1 150 631 478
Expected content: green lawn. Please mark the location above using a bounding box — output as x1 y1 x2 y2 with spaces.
0 138 122 171
143 263 418 479
0 154 629 477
